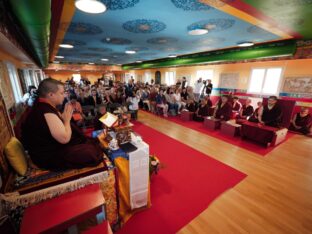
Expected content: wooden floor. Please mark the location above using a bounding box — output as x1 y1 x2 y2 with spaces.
138 111 312 234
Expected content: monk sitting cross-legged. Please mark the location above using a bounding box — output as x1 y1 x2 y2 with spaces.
22 78 103 170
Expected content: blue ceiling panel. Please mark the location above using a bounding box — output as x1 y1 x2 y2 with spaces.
57 0 281 64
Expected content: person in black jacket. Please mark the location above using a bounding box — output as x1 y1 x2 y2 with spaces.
259 96 282 127
88 89 102 106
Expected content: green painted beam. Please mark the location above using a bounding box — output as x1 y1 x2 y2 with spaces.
9 0 51 67
122 40 296 70
243 0 312 38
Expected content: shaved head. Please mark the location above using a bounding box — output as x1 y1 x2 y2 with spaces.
38 78 64 98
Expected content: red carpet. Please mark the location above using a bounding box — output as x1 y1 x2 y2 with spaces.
118 122 246 234
141 110 293 156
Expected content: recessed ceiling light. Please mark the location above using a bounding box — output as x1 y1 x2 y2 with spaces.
168 55 177 58
75 0 106 14
237 42 254 47
55 56 64 59
101 58 109 61
59 44 74 48
125 50 136 54
188 29 208 36
88 62 94 64
136 60 142 63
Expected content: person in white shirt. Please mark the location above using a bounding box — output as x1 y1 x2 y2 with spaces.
194 78 203 102
173 88 185 113
22 85 37 107
128 91 139 111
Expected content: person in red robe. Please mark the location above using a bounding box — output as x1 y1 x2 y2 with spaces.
214 95 232 121
22 78 103 170
289 107 312 135
237 99 254 120
258 96 282 127
193 99 210 122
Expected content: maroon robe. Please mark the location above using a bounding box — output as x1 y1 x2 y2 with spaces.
215 102 232 121
289 113 312 135
194 104 210 122
22 101 103 170
232 101 242 112
262 104 282 127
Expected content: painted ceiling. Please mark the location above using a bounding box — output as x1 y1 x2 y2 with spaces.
53 0 311 66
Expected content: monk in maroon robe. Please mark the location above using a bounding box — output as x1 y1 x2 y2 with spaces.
289 107 312 135
193 99 210 122
232 97 242 113
22 78 103 170
214 95 232 121
259 96 282 127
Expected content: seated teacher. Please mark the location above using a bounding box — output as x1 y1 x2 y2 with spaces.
22 78 103 170
289 107 312 135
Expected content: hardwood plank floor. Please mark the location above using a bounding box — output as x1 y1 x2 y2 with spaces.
138 111 312 234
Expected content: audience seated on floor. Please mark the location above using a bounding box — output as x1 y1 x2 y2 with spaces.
214 95 233 121
289 107 312 136
258 96 282 127
22 78 103 170
193 99 210 122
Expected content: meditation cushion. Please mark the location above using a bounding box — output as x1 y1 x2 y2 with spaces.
4 137 28 176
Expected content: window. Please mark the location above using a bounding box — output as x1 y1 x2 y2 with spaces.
248 68 282 95
144 72 152 84
125 73 135 83
165 71 175 85
72 74 81 83
196 70 214 81
6 62 23 102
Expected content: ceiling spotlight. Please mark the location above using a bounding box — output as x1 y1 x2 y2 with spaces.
188 29 208 36
237 42 254 47
75 0 106 14
101 58 109 61
168 55 177 58
125 50 136 54
136 60 142 63
55 56 64 59
59 44 74 48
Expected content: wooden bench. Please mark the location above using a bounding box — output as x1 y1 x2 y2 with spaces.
241 121 288 147
181 111 194 121
204 117 221 130
220 121 241 137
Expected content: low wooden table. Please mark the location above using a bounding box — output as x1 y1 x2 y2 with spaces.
241 121 288 147
221 122 241 137
20 184 106 234
204 117 221 130
181 111 194 121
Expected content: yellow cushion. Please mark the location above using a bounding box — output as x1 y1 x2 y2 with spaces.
4 137 28 176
